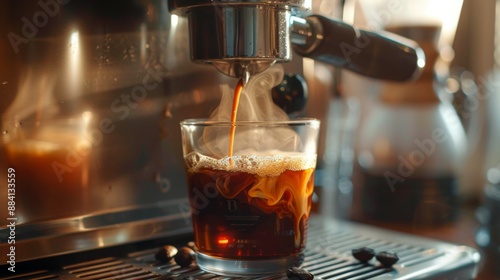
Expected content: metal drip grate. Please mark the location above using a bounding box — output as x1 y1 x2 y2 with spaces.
3 216 479 280
64 257 160 279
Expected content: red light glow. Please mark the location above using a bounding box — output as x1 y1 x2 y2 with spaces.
218 237 229 245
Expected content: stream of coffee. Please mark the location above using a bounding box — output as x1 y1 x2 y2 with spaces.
228 77 244 160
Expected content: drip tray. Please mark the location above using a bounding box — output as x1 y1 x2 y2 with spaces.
4 216 480 279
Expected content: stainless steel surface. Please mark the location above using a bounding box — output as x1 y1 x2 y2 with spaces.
0 198 193 263
167 0 309 12
290 16 317 50
2 216 480 279
169 0 304 78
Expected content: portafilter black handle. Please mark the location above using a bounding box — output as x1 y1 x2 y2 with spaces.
291 15 426 81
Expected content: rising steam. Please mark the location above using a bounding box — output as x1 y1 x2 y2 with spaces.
209 65 288 122
199 65 300 159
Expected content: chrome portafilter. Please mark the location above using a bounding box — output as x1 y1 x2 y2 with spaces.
168 0 426 82
168 0 299 80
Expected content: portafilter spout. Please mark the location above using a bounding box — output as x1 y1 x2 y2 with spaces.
168 0 426 82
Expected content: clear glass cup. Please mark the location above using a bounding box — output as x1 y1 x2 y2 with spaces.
180 118 320 276
2 116 92 224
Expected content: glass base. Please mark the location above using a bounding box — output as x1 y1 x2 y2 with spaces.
196 251 304 277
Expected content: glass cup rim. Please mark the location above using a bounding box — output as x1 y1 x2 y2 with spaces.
180 118 320 127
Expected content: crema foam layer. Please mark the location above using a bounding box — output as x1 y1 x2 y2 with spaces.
185 151 317 177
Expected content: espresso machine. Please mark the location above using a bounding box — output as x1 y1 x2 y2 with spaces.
0 0 480 279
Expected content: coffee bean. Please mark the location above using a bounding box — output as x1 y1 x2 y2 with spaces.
174 246 195 268
155 245 178 263
187 241 197 251
376 251 399 267
352 247 375 262
286 266 314 280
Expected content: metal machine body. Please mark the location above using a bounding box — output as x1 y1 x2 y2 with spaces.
168 0 425 81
